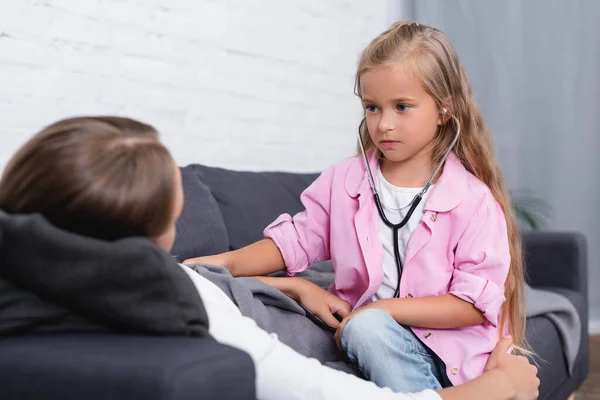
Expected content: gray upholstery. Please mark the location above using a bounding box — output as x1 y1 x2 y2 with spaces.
522 232 590 400
192 164 318 250
171 165 230 262
0 335 255 400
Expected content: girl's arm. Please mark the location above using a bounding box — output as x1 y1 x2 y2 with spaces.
372 294 485 329
447 193 511 327
253 275 306 299
185 166 337 278
255 276 352 328
184 239 285 276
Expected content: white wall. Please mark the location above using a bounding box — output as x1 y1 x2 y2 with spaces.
0 0 393 172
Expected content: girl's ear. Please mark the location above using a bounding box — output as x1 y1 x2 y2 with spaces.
437 98 453 125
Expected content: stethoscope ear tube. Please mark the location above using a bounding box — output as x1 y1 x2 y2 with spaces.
357 118 377 192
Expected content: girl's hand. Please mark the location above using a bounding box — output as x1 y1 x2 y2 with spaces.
485 337 540 400
333 300 394 350
296 279 351 329
183 254 230 269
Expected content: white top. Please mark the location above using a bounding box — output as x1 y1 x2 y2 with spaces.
178 264 441 400
372 165 433 301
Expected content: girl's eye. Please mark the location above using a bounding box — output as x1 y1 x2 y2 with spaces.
365 105 379 113
397 104 411 112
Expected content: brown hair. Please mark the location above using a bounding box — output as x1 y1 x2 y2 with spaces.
355 21 526 347
0 116 177 242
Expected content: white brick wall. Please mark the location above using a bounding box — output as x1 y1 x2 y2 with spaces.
0 0 395 172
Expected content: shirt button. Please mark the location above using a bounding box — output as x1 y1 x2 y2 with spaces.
424 332 432 339
406 293 414 298
451 367 459 375
430 214 437 222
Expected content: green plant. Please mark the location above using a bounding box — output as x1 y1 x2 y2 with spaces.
510 190 552 231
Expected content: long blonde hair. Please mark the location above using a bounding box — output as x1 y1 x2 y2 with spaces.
355 21 526 347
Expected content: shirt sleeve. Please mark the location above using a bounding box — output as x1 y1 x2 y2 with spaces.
263 166 335 276
448 193 511 326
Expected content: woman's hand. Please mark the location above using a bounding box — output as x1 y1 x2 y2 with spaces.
485 337 540 400
295 279 352 329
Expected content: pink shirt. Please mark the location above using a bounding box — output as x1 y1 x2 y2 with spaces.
264 151 510 386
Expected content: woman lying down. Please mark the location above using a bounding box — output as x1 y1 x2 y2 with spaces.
0 116 539 400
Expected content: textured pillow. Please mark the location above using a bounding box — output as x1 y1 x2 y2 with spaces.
194 165 318 250
171 165 230 261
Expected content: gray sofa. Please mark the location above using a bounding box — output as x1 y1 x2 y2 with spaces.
172 163 590 400
0 334 255 400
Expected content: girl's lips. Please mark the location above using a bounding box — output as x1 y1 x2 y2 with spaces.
381 140 400 149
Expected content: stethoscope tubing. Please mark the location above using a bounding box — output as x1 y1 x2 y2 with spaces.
358 111 461 298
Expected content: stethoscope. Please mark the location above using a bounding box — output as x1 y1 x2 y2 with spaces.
299 109 461 333
357 108 461 298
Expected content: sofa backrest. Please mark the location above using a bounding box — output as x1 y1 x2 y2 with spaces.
170 165 230 262
171 164 318 261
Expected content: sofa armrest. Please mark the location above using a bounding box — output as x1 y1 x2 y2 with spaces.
522 231 587 296
0 334 255 400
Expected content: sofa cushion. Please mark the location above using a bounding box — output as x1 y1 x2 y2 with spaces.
171 166 230 261
0 335 255 400
193 165 318 250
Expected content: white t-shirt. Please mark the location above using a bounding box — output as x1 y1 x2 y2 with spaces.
372 165 433 301
178 264 441 400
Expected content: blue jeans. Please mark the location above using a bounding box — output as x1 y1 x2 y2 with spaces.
341 309 451 393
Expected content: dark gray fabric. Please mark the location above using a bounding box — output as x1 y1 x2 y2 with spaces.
189 264 359 375
528 288 590 400
521 232 589 399
523 231 588 295
0 334 255 400
193 164 318 250
526 311 589 399
524 285 580 375
171 165 230 262
0 210 209 337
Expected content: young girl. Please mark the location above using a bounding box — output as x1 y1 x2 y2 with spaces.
0 116 537 400
185 21 526 392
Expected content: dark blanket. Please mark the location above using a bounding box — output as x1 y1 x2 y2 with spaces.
189 263 360 375
0 210 209 338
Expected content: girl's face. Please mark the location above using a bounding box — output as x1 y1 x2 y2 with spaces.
360 63 444 165
152 163 184 252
